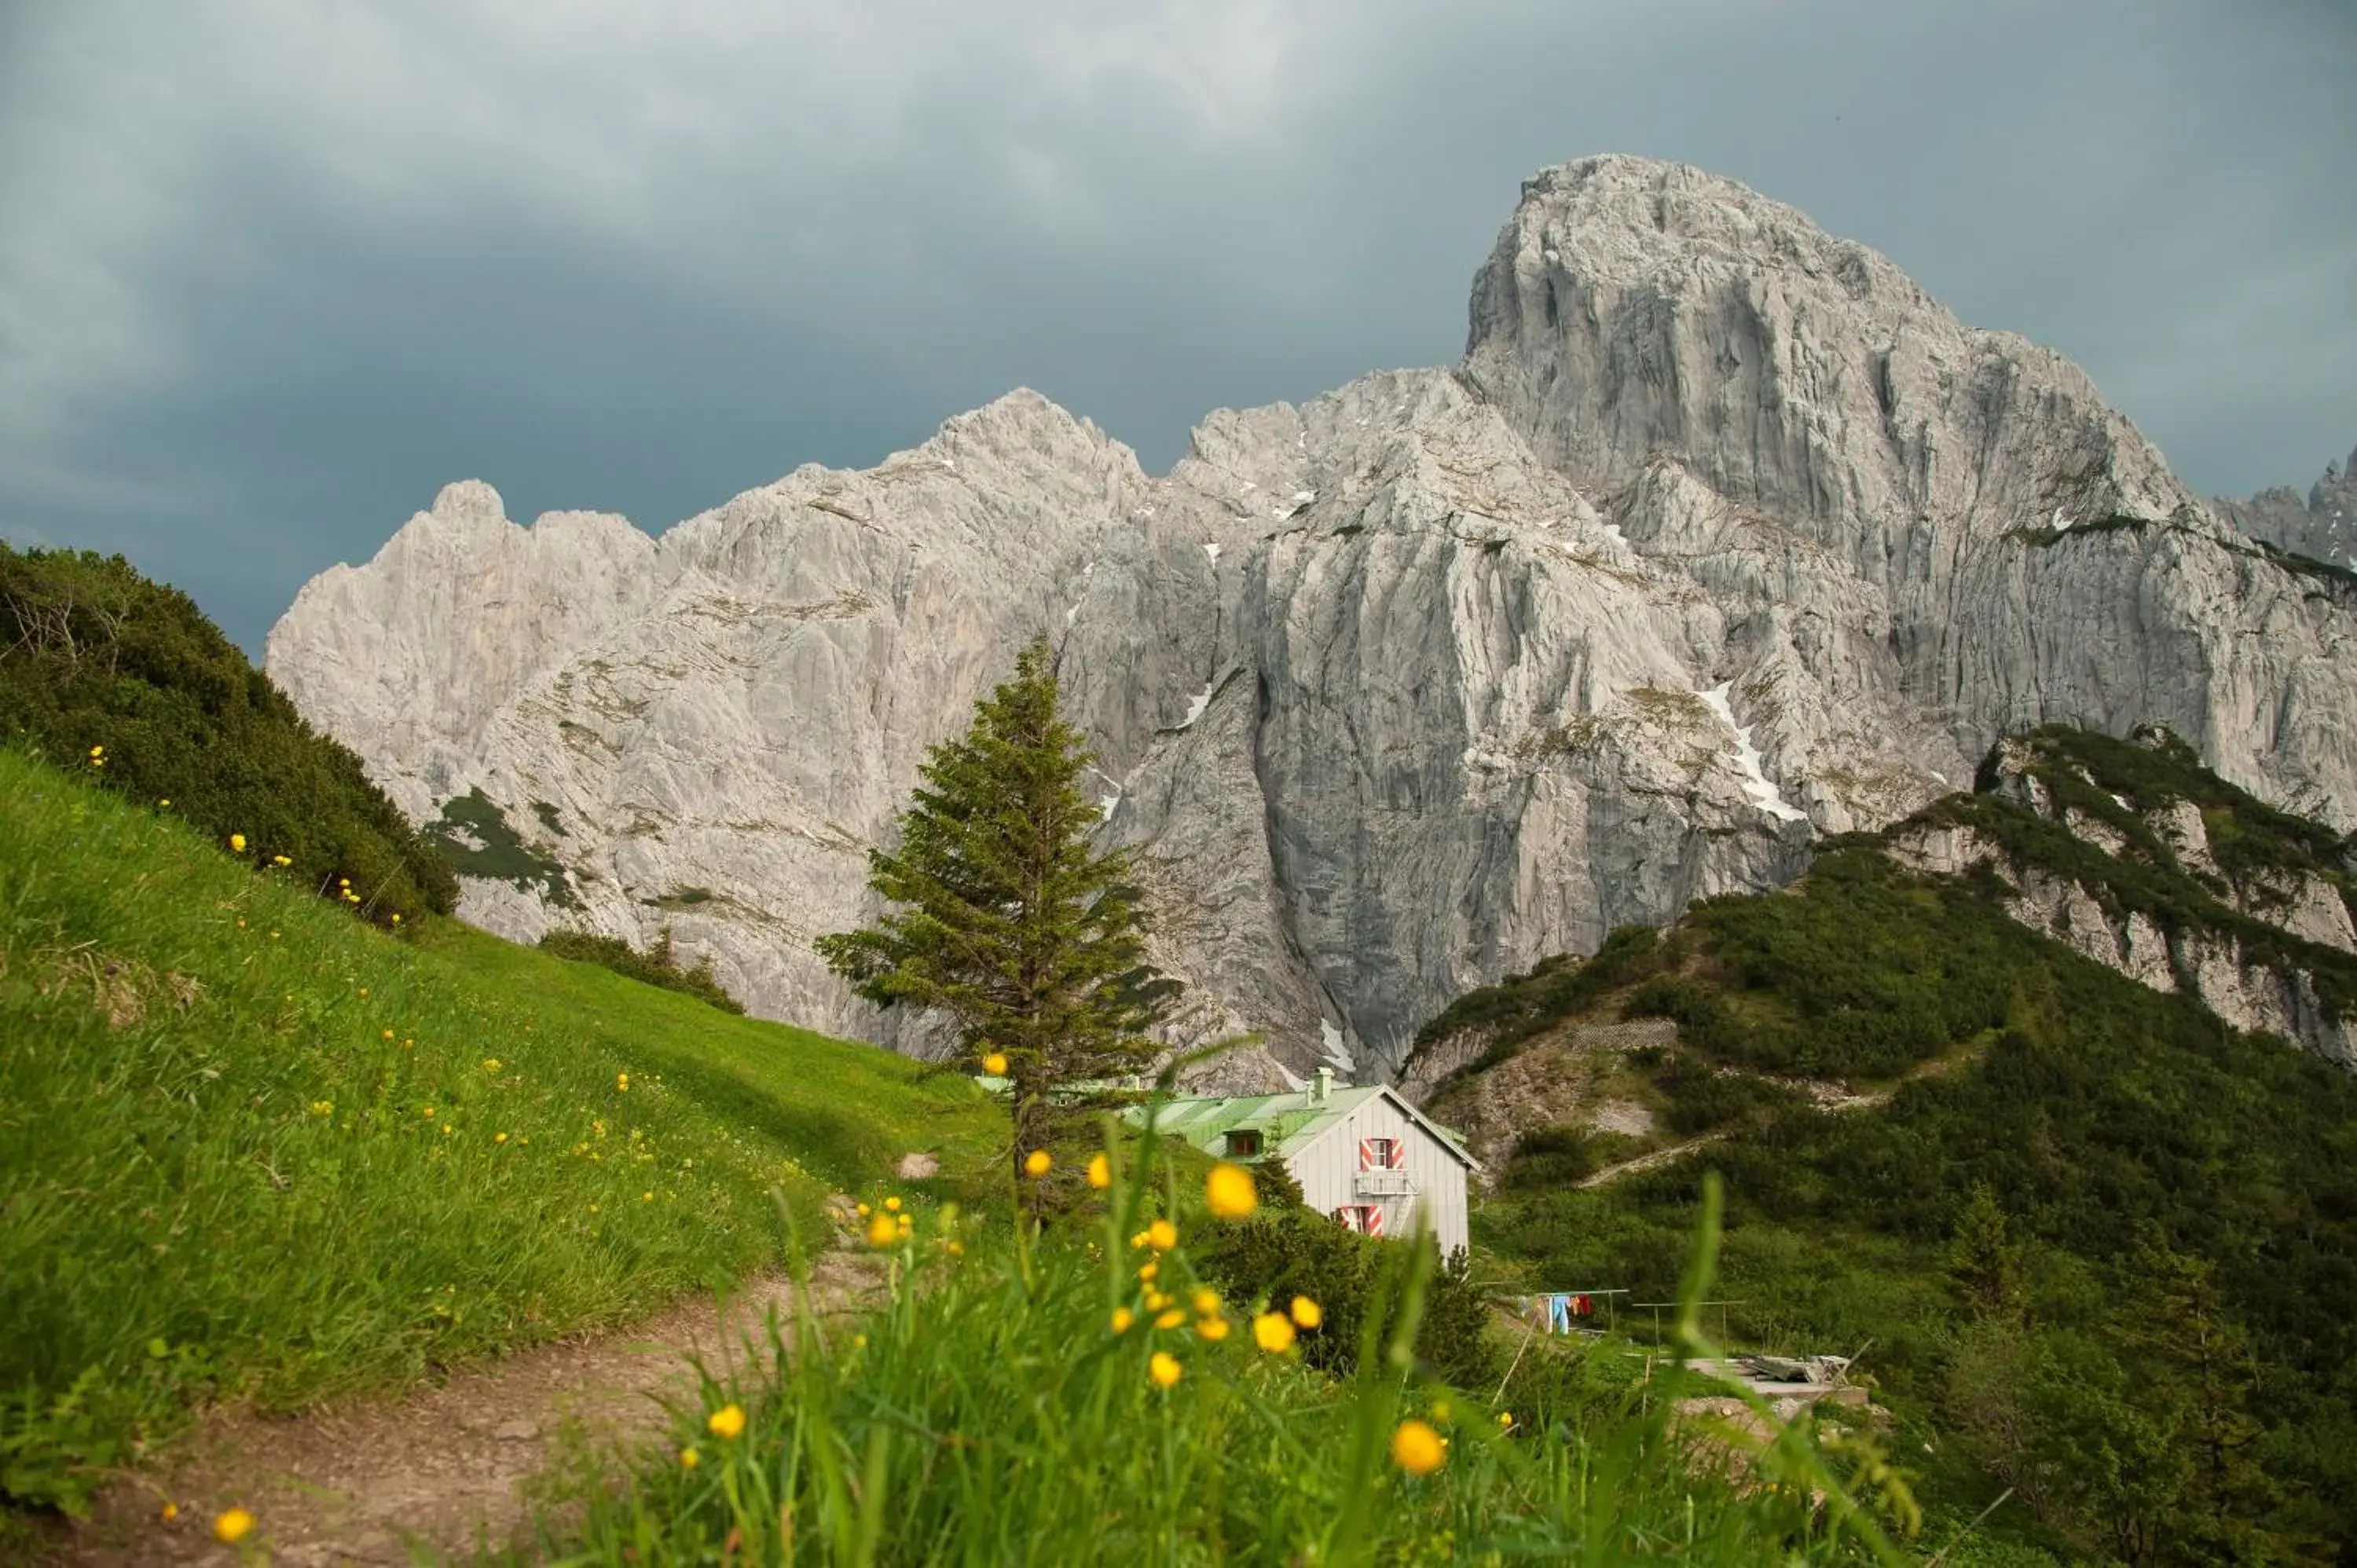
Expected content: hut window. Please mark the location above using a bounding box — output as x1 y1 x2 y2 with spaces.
1224 1128 1263 1159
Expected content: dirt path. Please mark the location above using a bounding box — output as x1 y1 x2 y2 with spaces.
42 1234 888 1567
1575 1038 1989 1191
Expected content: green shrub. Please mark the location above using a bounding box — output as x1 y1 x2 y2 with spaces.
0 543 456 924
539 927 746 1014
1193 1208 1501 1393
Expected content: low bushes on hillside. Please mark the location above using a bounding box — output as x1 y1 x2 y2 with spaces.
0 543 456 923
539 927 746 1014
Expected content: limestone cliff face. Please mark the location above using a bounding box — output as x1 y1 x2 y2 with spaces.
266 155 2357 1084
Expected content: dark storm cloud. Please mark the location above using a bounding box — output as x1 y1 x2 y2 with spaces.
2 0 2349 651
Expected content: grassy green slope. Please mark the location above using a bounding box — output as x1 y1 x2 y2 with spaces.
0 746 1000 1513
1431 730 2357 1562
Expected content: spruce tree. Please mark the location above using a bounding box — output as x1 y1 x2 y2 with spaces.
816 636 1180 1182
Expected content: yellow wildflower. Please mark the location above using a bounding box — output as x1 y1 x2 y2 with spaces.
482 1058 500 1073
496 1132 508 1144
1087 1152 1111 1189
382 1029 394 1042
616 1072 629 1091
228 833 247 853
357 987 367 998
1129 1230 1149 1249
1497 1411 1515 1429
160 1501 178 1522
1191 1288 1220 1316
981 1051 1008 1076
390 913 401 925
1148 1351 1182 1389
707 1403 746 1440
1153 1308 1186 1331
1252 1313 1296 1353
1110 1306 1135 1333
1137 1260 1158 1282
1431 1397 1453 1423
856 1201 871 1217
865 1211 898 1247
1290 1295 1322 1330
1144 1289 1171 1312
1205 1162 1257 1218
1391 1418 1446 1476
308 1101 333 1116
214 1507 255 1544
1147 1218 1177 1252
680 1445 699 1469
1023 1149 1052 1178
896 1212 912 1236
158 798 169 808
89 746 103 758
1195 1316 1231 1342
272 855 291 866
883 1196 901 1212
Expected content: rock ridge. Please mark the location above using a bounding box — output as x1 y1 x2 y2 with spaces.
266 156 2357 1084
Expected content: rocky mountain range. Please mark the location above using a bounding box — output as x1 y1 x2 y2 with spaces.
2214 441 2357 568
266 154 2357 1086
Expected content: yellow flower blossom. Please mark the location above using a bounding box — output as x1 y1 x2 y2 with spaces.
981 1051 1008 1076
1252 1313 1296 1353
617 1072 629 1091
1023 1149 1053 1178
1147 1218 1177 1251
89 746 103 759
496 1132 508 1144
1137 1260 1158 1282
866 1211 899 1247
1153 1308 1186 1330
1290 1295 1322 1330
1190 1288 1220 1316
308 1101 333 1117
1497 1411 1515 1429
1129 1230 1149 1249
680 1446 699 1469
160 1501 178 1522
1110 1306 1135 1333
158 798 169 808
856 1201 871 1218
883 1196 901 1212
707 1403 746 1440
1144 1289 1171 1312
214 1507 255 1544
1391 1418 1446 1475
390 913 401 925
1195 1316 1230 1342
228 834 247 853
1204 1162 1257 1219
1087 1152 1111 1189
482 1058 500 1073
272 855 291 866
1148 1351 1182 1389
382 1029 394 1042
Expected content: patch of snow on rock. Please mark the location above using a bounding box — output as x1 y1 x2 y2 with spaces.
1696 683 1807 823
1176 676 1218 729
1204 542 1221 566
1319 1019 1356 1074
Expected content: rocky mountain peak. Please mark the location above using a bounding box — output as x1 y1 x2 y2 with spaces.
2213 436 2357 567
266 156 2357 1085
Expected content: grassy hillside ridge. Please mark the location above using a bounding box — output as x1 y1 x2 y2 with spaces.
0 542 456 924
0 746 1000 1517
1417 727 2357 1559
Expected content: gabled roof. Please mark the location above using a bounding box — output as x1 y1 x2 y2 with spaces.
1128 1083 1481 1172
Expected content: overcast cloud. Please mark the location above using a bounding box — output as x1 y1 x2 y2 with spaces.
2 0 2350 651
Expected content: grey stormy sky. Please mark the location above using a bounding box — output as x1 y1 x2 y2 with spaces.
2 0 2351 654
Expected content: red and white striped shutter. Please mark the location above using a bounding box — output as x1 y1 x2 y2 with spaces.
1360 1204 1384 1237
1388 1138 1406 1170
1358 1138 1376 1171
1332 1206 1358 1233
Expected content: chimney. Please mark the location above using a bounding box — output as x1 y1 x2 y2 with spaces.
1311 1066 1332 1104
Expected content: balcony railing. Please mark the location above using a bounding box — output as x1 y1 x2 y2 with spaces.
1354 1169 1416 1199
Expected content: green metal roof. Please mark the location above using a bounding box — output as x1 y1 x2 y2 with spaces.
1126 1084 1479 1170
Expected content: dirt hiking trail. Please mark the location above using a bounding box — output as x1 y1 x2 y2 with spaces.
41 1235 886 1566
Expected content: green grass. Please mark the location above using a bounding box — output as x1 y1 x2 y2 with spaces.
518 1156 1922 1566
0 746 1003 1516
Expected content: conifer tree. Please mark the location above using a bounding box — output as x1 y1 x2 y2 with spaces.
816 636 1180 1183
